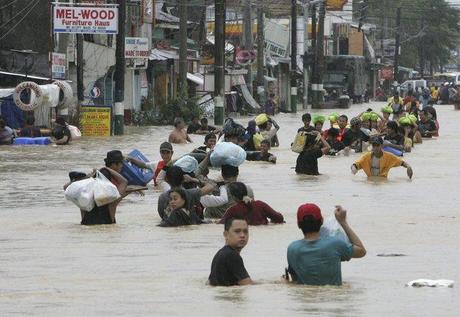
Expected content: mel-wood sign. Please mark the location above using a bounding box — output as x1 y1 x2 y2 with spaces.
53 4 118 34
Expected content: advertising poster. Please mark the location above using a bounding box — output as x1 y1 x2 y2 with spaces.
53 5 118 34
51 52 66 79
80 106 111 137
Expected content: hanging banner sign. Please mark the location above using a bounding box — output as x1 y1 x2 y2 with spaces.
51 52 66 79
125 37 150 58
327 0 348 11
80 106 111 137
53 5 118 34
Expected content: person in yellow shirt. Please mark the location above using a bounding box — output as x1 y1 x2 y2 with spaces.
387 91 404 121
431 86 439 101
351 136 413 179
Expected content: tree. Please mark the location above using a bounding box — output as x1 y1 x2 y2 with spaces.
358 0 460 75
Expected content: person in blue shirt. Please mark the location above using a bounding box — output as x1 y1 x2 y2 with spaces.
286 204 366 286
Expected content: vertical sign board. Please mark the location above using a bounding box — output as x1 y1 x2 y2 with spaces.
53 5 118 34
80 106 112 136
125 37 150 58
52 52 66 79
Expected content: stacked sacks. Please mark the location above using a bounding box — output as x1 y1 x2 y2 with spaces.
328 112 340 128
381 105 393 114
210 142 246 167
313 115 326 125
399 114 418 151
255 113 269 126
174 155 199 174
328 112 339 123
399 114 417 126
370 112 379 122
222 118 245 138
313 115 326 131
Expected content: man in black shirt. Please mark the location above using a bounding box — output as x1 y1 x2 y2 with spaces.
19 116 42 138
246 139 277 163
196 117 218 134
187 116 202 134
383 121 404 152
418 109 438 137
51 117 71 145
343 117 369 153
297 113 314 132
295 131 331 175
208 218 253 286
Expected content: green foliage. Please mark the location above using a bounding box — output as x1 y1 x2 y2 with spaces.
132 96 203 126
159 96 203 124
132 109 162 126
361 0 460 73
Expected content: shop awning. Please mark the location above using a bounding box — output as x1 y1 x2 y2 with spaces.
0 88 14 98
264 75 277 82
187 72 204 85
0 70 52 81
149 49 179 61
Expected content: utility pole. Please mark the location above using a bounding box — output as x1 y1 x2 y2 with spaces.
214 0 225 125
179 0 188 98
311 5 317 80
303 0 310 109
243 0 253 95
419 16 425 77
312 2 325 108
256 4 265 104
114 0 126 135
393 7 401 84
76 33 84 109
290 0 298 113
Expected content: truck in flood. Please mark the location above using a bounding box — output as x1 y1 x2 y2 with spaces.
323 55 369 108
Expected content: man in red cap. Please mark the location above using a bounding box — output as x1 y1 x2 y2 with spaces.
286 204 366 285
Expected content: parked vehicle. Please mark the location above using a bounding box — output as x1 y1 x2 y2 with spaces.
323 55 368 107
398 79 427 96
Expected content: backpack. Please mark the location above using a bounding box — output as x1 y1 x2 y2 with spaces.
291 131 307 153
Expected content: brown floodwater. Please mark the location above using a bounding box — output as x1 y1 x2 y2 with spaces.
1 102 459 316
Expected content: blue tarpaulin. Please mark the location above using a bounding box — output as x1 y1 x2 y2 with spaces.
1 96 25 129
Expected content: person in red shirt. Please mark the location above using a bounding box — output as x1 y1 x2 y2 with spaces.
219 182 284 225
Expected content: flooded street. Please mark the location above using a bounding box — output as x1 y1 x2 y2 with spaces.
1 101 459 316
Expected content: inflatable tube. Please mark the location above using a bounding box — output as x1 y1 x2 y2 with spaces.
383 146 403 157
53 80 73 109
13 137 51 145
13 137 35 145
13 81 43 111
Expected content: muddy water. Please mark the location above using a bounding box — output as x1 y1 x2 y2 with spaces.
1 102 459 316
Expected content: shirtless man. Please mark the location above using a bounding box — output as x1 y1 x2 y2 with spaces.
169 117 192 144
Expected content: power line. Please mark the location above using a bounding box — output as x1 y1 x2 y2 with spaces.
0 0 38 30
0 0 40 41
0 0 19 11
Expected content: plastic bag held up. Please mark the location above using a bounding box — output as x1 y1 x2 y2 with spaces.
210 142 247 167
291 132 307 153
93 171 121 207
320 216 350 244
68 125 82 140
65 178 96 211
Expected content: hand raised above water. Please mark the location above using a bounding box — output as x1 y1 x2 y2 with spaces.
334 205 347 224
